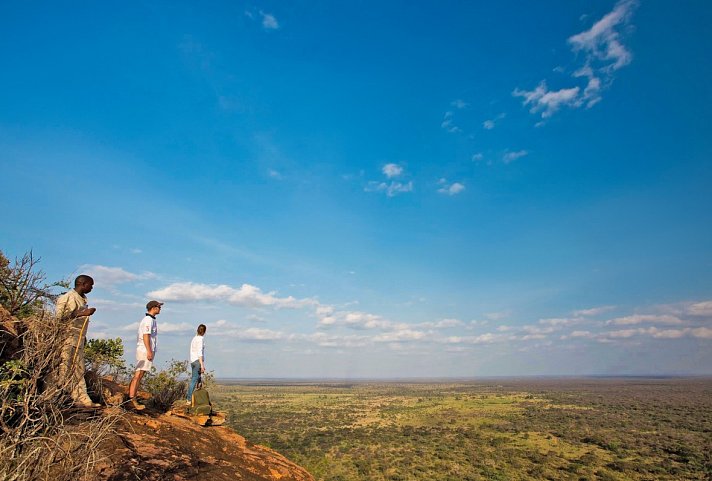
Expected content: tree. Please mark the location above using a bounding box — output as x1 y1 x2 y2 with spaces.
0 250 67 319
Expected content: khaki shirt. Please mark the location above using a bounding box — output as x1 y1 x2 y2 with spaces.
56 289 89 334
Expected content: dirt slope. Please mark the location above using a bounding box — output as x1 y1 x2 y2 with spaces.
94 407 314 481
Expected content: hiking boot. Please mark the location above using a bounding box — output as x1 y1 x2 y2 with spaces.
130 398 145 411
76 400 101 409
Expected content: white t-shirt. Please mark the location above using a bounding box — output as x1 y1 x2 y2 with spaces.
190 335 205 363
136 315 158 353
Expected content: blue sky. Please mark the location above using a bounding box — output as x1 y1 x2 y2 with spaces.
1 1 711 377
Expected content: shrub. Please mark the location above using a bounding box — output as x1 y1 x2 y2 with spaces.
85 337 127 380
0 249 120 481
142 359 189 412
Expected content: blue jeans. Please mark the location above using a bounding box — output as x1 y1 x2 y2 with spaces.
187 360 201 402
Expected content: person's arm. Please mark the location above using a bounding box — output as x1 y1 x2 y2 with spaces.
199 338 205 373
143 333 153 360
56 295 95 320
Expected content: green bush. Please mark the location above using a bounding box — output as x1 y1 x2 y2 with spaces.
141 359 189 412
85 337 127 380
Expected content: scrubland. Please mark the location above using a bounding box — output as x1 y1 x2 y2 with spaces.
212 378 711 481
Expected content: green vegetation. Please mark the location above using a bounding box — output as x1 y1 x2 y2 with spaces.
212 379 712 480
85 337 127 379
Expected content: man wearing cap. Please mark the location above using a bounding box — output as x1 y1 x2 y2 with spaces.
128 300 162 410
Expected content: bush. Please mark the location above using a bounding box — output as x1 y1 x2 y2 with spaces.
142 359 189 412
0 249 120 481
85 337 127 380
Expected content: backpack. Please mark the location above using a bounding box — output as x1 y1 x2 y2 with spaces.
191 386 212 416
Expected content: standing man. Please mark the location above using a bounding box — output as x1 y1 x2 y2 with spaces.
186 323 207 405
128 300 162 410
55 275 100 408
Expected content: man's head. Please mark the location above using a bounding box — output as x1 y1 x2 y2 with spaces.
74 275 94 294
197 324 207 336
146 300 164 315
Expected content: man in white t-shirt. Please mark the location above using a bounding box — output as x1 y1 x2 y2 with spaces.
186 324 207 405
128 300 162 410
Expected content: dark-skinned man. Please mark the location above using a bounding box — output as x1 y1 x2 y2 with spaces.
55 274 100 408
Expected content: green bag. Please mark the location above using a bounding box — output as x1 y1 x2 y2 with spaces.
191 387 212 416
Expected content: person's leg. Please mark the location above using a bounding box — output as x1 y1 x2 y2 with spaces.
187 360 201 403
71 343 95 406
128 369 146 409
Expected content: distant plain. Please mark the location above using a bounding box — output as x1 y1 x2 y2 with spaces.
212 378 711 481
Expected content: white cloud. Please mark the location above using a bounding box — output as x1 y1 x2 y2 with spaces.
513 0 637 119
441 111 461 133
483 113 505 130
268 169 283 179
365 164 413 197
472 153 484 162
539 317 577 327
80 265 156 287
686 301 712 317
573 306 615 317
513 82 581 119
158 322 195 333
568 0 636 72
568 330 594 339
365 180 414 197
382 163 403 178
503 150 528 164
444 333 499 345
235 327 285 341
415 318 464 330
606 314 684 326
373 329 427 342
451 99 469 109
260 11 279 30
691 327 712 339
147 282 316 309
437 179 465 196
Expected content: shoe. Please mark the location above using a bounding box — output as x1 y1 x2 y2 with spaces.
186 400 191 406
130 398 146 411
76 401 101 409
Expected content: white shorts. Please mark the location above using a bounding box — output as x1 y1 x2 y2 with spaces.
136 350 154 371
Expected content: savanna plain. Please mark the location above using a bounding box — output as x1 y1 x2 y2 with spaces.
211 378 711 481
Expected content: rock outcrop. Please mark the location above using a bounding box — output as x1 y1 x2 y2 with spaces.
94 406 314 481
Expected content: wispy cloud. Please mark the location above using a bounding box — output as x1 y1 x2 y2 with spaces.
513 0 637 119
451 99 469 109
573 305 615 317
437 178 465 196
80 265 156 288
605 314 684 326
365 181 414 197
260 11 279 30
685 301 712 317
365 163 413 197
482 113 506 130
441 111 461 133
513 82 581 119
245 9 280 30
503 150 528 164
